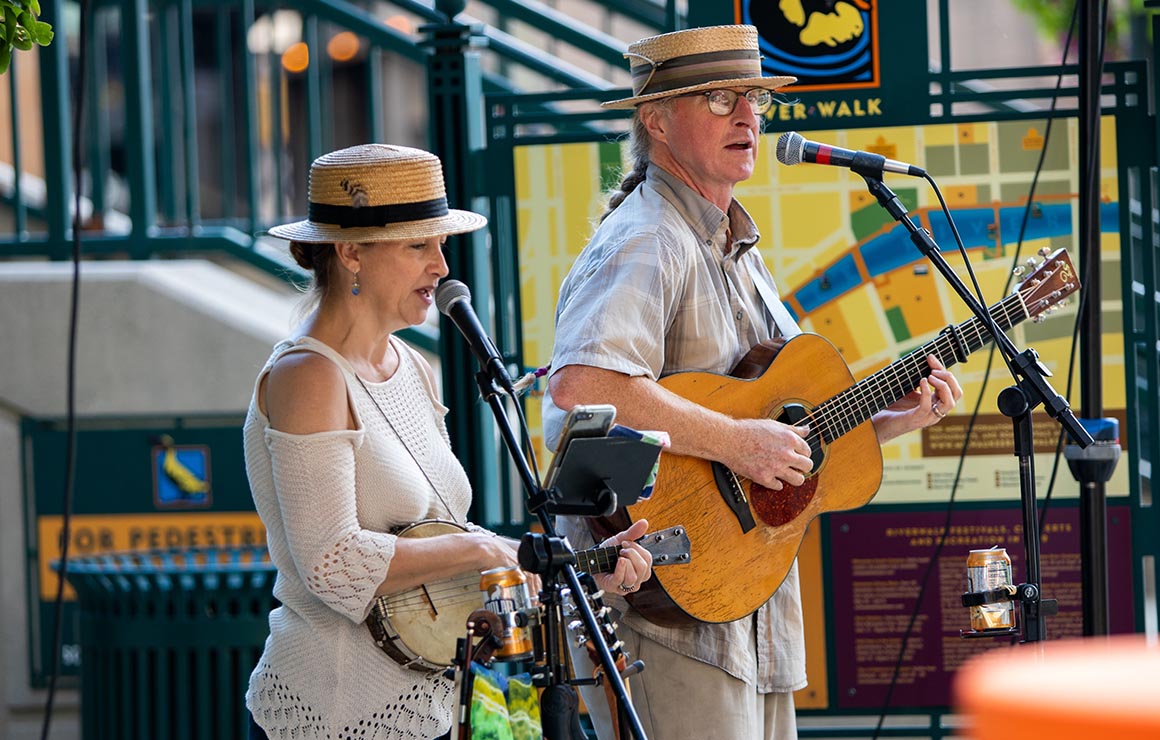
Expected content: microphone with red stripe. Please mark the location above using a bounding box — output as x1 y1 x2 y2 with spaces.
775 131 926 178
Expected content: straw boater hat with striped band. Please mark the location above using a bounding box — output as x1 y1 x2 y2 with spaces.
602 25 796 110
267 144 487 243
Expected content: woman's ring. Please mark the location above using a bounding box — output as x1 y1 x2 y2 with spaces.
619 582 635 593
932 402 946 419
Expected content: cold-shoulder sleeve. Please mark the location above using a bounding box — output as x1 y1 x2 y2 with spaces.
265 427 396 623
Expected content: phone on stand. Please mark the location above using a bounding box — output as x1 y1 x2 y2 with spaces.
545 405 616 490
555 404 616 451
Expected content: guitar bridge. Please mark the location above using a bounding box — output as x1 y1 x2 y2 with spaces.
712 462 757 533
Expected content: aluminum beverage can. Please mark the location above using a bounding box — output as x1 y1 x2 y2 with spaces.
479 566 535 661
966 547 1014 630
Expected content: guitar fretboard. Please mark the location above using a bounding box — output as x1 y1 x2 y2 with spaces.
574 545 619 575
810 291 1028 443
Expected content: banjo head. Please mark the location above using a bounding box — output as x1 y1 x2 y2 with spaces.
369 519 482 670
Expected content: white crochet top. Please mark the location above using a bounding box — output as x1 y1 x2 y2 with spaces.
243 335 473 739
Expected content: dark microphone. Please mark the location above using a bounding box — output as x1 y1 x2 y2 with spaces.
435 280 515 394
776 131 926 177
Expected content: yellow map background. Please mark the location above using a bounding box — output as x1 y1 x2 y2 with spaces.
515 117 1128 506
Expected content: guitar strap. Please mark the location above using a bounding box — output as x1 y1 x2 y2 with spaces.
745 256 802 340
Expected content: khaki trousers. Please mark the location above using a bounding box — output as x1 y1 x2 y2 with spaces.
568 620 798 740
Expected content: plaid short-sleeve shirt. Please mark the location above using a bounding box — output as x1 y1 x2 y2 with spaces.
544 164 807 693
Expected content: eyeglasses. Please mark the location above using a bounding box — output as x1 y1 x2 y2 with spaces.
683 88 774 116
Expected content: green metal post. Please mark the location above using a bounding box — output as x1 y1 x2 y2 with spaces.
216 7 237 221
303 15 324 162
123 0 158 248
366 46 383 141
238 0 260 234
179 0 201 229
8 55 27 238
38 0 72 255
270 52 285 222
318 25 335 153
665 0 680 31
85 10 109 220
424 3 501 522
157 4 177 225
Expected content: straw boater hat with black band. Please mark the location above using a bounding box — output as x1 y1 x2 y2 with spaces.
602 25 796 110
267 144 487 243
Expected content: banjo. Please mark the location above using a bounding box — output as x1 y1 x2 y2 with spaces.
366 519 691 671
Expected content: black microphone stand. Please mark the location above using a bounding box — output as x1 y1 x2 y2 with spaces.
859 172 1093 642
471 371 647 739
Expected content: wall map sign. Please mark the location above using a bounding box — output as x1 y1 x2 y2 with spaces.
827 505 1135 709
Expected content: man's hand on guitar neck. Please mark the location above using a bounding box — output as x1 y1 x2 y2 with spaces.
592 518 653 596
872 354 964 443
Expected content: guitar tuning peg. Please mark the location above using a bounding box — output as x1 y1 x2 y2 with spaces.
1038 246 1050 257
567 618 584 632
1012 265 1025 277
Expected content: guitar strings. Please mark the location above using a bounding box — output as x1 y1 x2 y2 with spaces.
729 292 1027 488
799 292 1024 448
700 254 1066 502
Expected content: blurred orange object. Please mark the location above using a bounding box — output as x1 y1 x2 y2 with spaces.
954 635 1160 740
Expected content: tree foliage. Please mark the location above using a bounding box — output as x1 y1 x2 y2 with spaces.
1011 0 1148 58
1 0 54 74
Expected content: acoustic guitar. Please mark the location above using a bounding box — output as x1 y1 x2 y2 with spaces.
366 520 691 671
593 248 1079 626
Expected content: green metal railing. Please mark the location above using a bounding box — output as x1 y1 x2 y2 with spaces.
1 0 681 359
0 0 681 269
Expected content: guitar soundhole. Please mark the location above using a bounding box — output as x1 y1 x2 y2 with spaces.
750 403 823 527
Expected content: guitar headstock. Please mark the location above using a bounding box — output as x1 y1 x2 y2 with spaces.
638 525 691 566
565 573 628 668
1013 248 1080 323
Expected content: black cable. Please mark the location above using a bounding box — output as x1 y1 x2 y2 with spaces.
869 4 1081 736
39 0 88 735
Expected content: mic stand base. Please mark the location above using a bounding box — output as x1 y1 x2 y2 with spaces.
539 683 586 740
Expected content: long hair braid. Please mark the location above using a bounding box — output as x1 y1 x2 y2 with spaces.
600 106 660 222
